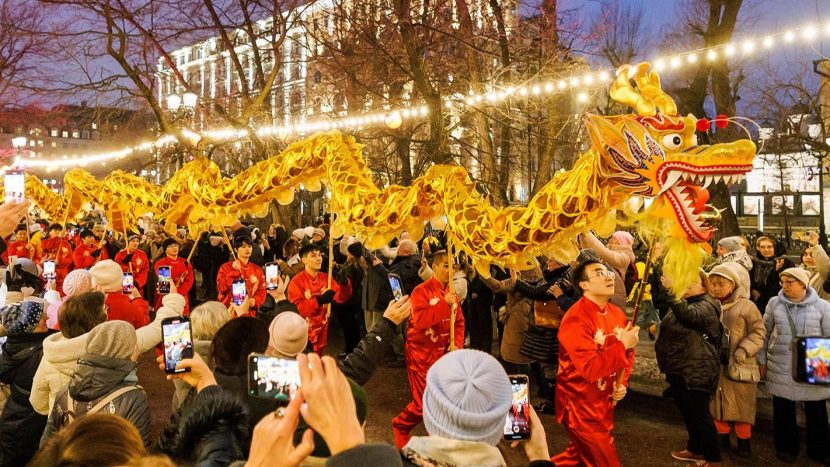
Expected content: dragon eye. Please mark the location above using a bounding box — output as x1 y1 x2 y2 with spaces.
662 134 683 150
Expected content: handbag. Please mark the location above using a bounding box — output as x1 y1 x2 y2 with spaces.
726 357 761 383
533 299 565 330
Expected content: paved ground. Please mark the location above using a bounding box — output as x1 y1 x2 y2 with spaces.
136 325 826 466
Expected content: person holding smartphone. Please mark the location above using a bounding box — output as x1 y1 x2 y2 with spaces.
72 229 108 269
2 224 38 265
286 244 351 353
114 235 150 296
154 238 194 315
216 234 266 317
40 224 73 293
90 260 149 329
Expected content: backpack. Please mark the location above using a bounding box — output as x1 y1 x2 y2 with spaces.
58 385 142 429
624 262 639 296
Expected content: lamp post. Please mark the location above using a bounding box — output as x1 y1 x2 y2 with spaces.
165 91 198 170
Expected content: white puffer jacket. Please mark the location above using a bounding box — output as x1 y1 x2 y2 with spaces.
757 287 830 401
29 293 185 415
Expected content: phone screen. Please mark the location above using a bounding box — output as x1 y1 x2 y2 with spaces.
122 273 134 294
232 279 247 305
248 353 301 405
162 317 193 374
4 171 25 204
388 274 403 301
42 260 56 280
265 263 279 290
157 266 171 294
796 337 830 385
503 375 531 440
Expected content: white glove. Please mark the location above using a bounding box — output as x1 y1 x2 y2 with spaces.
611 382 627 402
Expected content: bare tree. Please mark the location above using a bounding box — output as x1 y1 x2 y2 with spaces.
0 1 50 106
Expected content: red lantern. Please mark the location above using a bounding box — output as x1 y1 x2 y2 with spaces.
696 118 711 132
714 114 729 129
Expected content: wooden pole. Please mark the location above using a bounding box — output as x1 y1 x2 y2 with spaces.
612 236 657 406
186 230 204 263
447 236 457 351
326 195 335 319
220 227 237 261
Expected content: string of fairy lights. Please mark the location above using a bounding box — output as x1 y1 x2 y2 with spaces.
12 19 830 172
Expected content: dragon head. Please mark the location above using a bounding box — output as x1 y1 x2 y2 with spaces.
585 62 756 243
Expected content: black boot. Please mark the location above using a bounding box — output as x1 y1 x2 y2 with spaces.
734 438 751 458
719 434 731 454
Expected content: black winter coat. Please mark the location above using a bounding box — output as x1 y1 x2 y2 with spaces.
750 254 794 314
655 293 722 393
513 265 577 311
0 331 54 467
155 385 251 466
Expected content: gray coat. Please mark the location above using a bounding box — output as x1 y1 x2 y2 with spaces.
757 287 830 401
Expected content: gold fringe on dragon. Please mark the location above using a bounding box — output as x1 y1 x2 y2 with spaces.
4 62 756 296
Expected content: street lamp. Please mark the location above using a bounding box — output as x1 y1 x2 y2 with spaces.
165 91 199 170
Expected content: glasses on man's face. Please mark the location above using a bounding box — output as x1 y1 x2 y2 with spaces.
585 269 615 280
779 279 799 287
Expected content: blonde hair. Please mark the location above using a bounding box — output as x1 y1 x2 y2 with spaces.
190 301 230 340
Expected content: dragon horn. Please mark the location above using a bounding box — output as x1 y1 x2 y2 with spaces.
610 64 657 117
633 63 678 116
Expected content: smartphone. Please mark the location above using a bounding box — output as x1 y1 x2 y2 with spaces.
122 273 134 294
503 374 531 440
162 316 193 374
265 263 279 290
388 273 404 301
42 260 56 280
232 278 247 305
157 266 171 294
248 353 300 406
794 337 830 385
4 171 25 203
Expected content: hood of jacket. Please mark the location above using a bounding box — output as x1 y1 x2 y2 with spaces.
0 331 52 380
42 332 88 376
69 355 137 401
777 285 819 307
403 436 507 467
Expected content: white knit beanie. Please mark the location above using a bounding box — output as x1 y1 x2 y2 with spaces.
780 267 811 288
422 349 512 446
90 260 124 291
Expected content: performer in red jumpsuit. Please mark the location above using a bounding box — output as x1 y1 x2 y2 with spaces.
72 229 108 269
2 224 38 264
216 234 266 316
553 260 639 467
114 234 150 295
40 223 74 293
286 244 351 352
392 249 464 448
154 238 194 314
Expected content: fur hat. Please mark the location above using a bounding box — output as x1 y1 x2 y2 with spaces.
347 241 365 258
422 349 512 445
90 260 124 291
86 320 137 360
780 267 811 288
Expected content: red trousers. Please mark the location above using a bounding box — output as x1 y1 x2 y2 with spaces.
392 364 427 448
552 413 621 467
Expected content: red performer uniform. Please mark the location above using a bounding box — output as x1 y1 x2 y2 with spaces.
552 296 635 467
2 240 38 264
41 237 74 292
216 260 267 316
72 242 108 269
392 277 464 448
105 292 150 329
114 248 150 293
154 257 194 314
286 270 351 352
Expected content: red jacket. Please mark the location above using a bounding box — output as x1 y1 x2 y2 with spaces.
73 242 108 269
406 277 465 375
287 269 351 352
555 296 634 432
105 292 150 329
115 248 150 290
41 237 74 292
2 240 37 264
216 260 266 315
154 256 194 314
